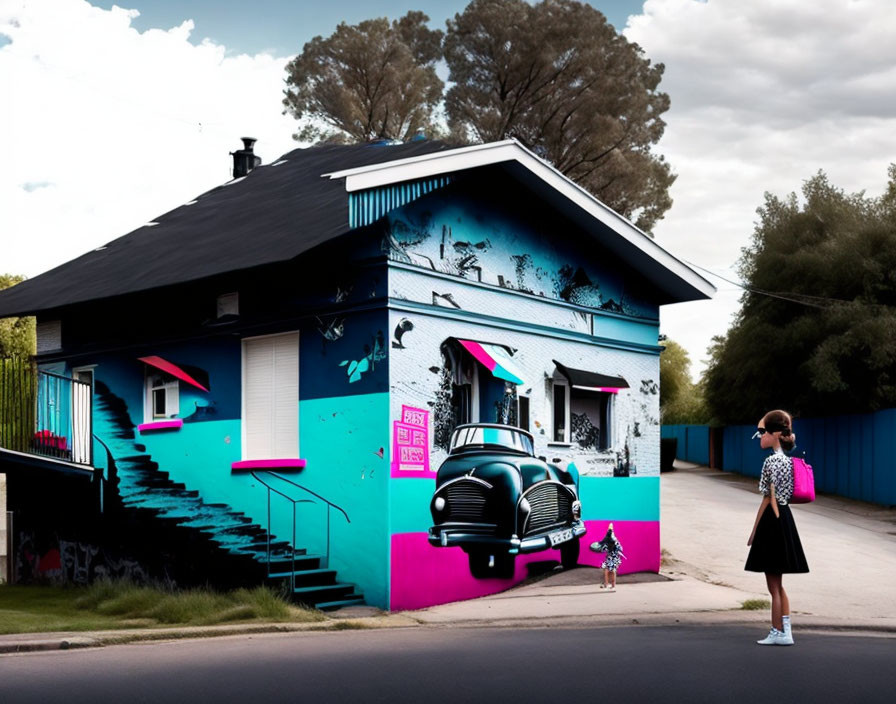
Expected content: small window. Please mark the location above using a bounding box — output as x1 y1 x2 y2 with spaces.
518 396 530 432
36 320 62 353
217 292 239 318
552 380 569 442
570 387 613 451
146 372 179 421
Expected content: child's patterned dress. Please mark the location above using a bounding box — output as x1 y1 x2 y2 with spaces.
601 537 623 571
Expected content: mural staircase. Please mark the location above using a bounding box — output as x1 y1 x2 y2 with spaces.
92 382 365 610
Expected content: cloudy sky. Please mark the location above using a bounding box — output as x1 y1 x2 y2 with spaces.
3 0 895 378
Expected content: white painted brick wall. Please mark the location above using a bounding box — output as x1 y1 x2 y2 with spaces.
387 281 660 477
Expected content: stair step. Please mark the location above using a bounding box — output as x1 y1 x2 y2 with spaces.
292 582 353 595
268 567 336 580
315 596 366 611
268 558 324 574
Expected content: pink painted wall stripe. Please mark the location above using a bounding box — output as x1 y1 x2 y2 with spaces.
390 520 659 611
138 356 209 392
231 458 306 471
137 419 183 432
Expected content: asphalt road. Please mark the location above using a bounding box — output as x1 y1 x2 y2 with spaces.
2 626 894 703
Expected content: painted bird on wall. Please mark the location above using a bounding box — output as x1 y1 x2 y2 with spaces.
392 318 414 348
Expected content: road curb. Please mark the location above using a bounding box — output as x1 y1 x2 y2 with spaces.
0 615 421 654
3 608 894 653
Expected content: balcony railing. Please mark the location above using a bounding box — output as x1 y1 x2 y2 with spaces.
0 356 93 466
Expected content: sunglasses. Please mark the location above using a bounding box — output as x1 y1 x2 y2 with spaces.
752 428 774 439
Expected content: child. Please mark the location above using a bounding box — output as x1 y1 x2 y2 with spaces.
745 409 809 646
591 523 623 590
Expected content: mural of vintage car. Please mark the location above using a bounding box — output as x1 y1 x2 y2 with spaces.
428 423 586 578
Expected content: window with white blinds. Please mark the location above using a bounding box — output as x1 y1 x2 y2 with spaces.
242 332 299 459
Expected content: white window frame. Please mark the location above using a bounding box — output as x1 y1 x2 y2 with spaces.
569 385 615 450
241 331 300 460
517 394 530 432
550 378 570 444
144 372 179 422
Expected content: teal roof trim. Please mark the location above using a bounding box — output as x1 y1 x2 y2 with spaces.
348 176 452 229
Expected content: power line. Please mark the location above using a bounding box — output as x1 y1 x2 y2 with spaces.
684 260 854 310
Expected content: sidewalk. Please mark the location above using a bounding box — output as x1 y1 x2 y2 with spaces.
3 461 895 653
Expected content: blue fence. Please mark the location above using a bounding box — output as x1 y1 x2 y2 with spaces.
662 410 896 506
661 424 709 466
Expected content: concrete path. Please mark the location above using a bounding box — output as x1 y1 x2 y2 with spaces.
3 461 895 652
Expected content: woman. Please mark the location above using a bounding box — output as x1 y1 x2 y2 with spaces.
745 409 809 646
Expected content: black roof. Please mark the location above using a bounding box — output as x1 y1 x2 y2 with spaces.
0 140 451 318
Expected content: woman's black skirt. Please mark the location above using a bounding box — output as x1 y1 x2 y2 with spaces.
745 503 809 574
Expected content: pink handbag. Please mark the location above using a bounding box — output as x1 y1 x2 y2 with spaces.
791 457 816 504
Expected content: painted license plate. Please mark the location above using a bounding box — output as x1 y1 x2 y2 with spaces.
549 528 573 546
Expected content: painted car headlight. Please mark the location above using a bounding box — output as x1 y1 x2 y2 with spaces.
572 500 582 519
434 496 446 512
519 497 531 515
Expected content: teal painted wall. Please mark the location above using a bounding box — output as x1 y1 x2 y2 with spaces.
299 393 391 608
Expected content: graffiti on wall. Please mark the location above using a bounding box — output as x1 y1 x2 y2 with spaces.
15 531 149 585
391 405 432 477
339 330 387 382
383 189 654 318
392 318 415 349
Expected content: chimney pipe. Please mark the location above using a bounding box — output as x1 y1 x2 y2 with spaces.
230 137 262 178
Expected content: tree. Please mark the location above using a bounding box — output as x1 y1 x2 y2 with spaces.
704 166 896 424
0 274 35 357
660 338 708 424
283 12 444 143
443 0 674 232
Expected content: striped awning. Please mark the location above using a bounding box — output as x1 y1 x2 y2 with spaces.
138 356 209 392
457 339 525 385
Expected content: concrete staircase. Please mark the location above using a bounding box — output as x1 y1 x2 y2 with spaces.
93 381 364 610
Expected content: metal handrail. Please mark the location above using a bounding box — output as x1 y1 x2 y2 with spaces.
250 471 351 592
0 360 93 466
91 433 117 515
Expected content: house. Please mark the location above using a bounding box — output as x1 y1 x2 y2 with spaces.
0 138 714 609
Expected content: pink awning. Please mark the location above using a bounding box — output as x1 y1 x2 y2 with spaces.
139 356 209 392
457 339 525 385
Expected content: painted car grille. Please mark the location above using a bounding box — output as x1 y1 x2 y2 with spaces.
444 480 489 522
524 483 573 534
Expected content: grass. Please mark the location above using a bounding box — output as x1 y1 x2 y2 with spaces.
0 581 325 635
741 598 771 611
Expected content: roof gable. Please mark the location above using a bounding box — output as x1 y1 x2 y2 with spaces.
330 140 715 304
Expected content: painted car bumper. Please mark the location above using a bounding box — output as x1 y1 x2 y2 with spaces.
428 519 586 554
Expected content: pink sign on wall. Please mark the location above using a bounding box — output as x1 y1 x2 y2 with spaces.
391 405 434 477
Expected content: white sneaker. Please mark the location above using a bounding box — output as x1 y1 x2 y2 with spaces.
757 628 789 645
782 619 794 643
777 629 794 645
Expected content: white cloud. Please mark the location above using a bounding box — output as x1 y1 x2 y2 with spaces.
1 0 299 279
625 0 896 378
